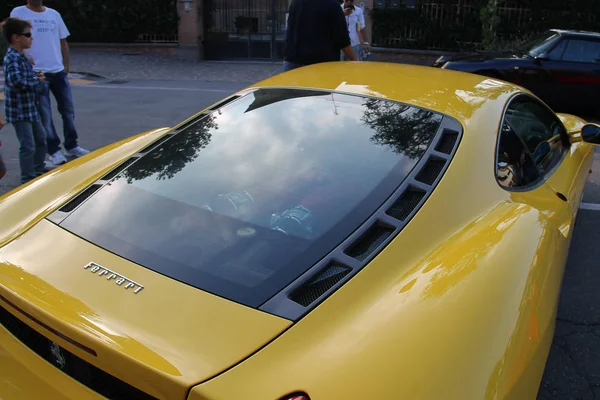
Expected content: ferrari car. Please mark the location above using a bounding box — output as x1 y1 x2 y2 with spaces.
1 62 599 400
434 29 600 117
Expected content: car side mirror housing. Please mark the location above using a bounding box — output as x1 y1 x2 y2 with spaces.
581 123 600 145
535 53 549 64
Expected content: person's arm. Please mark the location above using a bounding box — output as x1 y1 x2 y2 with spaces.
332 4 357 61
358 8 369 49
57 12 71 73
5 58 41 90
60 39 70 73
341 45 357 61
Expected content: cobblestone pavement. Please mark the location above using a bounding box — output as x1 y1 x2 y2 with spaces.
68 49 285 83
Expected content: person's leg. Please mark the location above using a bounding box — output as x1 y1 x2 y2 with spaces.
283 60 304 72
12 121 37 184
31 119 48 175
37 79 65 164
0 149 6 181
49 71 88 157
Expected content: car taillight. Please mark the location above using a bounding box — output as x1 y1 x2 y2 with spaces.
281 394 310 400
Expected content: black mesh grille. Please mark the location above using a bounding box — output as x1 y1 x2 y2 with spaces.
415 158 446 185
289 263 351 307
387 188 426 221
100 158 137 181
345 223 395 262
139 135 172 154
435 130 459 154
0 304 156 400
58 184 102 213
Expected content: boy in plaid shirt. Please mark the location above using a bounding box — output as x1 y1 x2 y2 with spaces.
2 17 47 184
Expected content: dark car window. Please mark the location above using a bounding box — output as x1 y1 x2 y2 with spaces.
59 89 446 308
497 95 566 189
547 39 567 60
560 39 600 63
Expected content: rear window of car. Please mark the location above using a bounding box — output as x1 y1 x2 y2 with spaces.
59 88 445 308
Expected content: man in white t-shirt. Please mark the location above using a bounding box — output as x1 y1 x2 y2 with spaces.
11 0 89 166
342 0 369 51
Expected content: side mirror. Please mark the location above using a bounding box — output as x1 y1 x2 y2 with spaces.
534 53 549 64
581 123 600 145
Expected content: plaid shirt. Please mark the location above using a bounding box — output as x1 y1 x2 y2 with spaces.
3 47 42 123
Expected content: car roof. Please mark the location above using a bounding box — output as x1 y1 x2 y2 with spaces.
250 62 523 125
551 28 600 38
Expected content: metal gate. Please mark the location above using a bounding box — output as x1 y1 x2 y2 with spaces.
203 0 289 60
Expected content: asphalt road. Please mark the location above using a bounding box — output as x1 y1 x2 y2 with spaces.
0 79 599 398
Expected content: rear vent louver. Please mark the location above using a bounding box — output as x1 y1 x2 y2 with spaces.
289 263 352 307
435 129 459 154
345 223 395 262
209 95 240 111
139 135 171 154
100 157 137 181
386 188 426 221
58 184 102 213
415 158 446 185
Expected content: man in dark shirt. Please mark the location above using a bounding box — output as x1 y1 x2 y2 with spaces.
283 0 357 71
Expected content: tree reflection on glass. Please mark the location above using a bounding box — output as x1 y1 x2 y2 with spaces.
123 115 218 183
361 98 443 160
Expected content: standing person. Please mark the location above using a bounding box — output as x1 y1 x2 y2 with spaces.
11 0 89 166
341 3 366 61
2 17 47 184
342 0 369 52
283 0 357 72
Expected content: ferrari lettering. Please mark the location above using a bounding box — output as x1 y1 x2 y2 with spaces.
83 262 145 294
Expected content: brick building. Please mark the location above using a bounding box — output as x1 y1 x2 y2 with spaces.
178 0 374 61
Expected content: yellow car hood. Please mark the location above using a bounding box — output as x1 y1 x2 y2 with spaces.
0 129 291 399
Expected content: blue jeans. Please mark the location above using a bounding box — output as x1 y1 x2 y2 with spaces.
12 120 47 184
38 71 80 154
283 60 305 72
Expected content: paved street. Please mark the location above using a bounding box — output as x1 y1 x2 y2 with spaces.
0 49 600 398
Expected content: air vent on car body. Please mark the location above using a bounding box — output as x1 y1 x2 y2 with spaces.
100 157 138 181
345 222 395 262
58 184 103 213
435 129 459 154
415 157 447 186
289 262 352 307
386 187 427 221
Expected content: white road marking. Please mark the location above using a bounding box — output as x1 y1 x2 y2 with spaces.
580 202 600 211
73 83 234 93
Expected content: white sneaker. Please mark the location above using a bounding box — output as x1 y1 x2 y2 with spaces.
64 146 90 158
48 151 67 165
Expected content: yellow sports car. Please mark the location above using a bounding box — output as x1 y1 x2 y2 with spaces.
1 62 599 400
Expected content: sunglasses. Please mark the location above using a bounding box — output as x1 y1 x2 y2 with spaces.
18 32 32 38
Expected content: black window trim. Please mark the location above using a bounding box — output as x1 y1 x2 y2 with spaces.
494 92 570 192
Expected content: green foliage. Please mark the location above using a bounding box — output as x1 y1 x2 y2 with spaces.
0 0 178 43
372 0 600 52
479 0 500 50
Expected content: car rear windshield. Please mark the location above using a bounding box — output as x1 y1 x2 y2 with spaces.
59 88 444 308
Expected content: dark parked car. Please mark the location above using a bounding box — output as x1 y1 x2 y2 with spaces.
434 29 600 117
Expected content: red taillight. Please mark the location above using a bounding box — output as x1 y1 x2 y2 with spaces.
281 394 310 400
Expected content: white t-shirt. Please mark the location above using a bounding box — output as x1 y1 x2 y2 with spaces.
345 11 362 47
10 6 70 73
